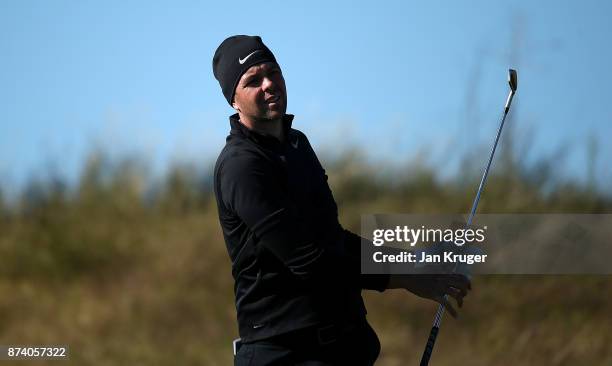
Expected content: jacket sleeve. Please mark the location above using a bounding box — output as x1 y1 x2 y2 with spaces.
300 134 389 292
343 229 390 292
218 153 340 282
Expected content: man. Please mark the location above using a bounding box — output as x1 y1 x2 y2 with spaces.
212 35 470 365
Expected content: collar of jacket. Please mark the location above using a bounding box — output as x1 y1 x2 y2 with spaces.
228 113 295 150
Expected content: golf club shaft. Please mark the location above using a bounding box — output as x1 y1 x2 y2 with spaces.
419 92 514 366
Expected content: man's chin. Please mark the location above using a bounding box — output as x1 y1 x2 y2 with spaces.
264 110 285 120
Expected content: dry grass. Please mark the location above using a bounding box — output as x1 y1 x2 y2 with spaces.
0 151 610 365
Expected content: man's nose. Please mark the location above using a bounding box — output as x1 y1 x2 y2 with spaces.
261 77 276 92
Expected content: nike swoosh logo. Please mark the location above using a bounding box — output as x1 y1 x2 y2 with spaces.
291 137 299 149
239 50 260 64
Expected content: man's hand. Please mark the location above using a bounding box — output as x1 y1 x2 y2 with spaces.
387 274 472 318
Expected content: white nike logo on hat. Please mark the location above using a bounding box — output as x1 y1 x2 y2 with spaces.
239 50 260 64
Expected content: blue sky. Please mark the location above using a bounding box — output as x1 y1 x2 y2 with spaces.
1 1 611 194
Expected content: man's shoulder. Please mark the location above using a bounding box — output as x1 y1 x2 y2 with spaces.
288 128 316 153
214 136 269 178
289 127 307 138
288 128 311 144
217 135 256 160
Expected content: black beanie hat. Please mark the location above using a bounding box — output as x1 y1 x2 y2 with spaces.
212 35 277 105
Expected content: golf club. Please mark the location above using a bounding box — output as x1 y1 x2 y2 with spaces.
419 69 518 366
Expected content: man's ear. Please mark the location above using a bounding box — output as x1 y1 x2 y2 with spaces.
232 101 240 112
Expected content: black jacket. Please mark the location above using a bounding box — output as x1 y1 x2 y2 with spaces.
214 113 388 342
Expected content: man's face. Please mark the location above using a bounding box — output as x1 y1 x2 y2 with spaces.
232 62 287 122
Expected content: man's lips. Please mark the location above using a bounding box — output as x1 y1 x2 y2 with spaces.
265 95 280 103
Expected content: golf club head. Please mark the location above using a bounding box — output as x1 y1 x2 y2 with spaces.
508 69 517 91
504 69 518 113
